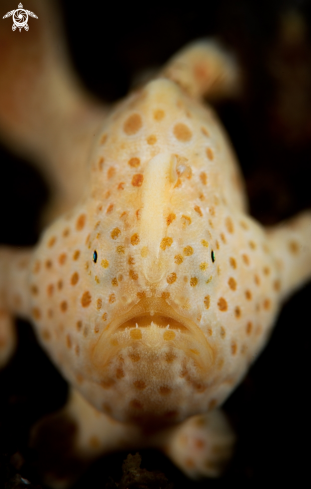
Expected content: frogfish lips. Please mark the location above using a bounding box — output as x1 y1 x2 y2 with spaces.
91 305 215 423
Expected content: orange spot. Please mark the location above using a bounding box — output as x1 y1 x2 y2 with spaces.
111 228 121 239
183 246 193 256
242 254 249 265
111 277 118 286
47 284 54 297
105 167 115 181
229 257 237 269
263 298 271 310
162 291 170 299
132 174 144 187
133 380 146 390
249 240 256 250
58 253 66 265
48 237 56 247
154 109 165 121
33 260 41 274
30 285 38 295
97 298 102 310
220 233 226 244
166 213 176 225
204 295 210 309
163 329 176 341
117 245 125 254
116 368 124 379
88 436 100 449
101 378 115 389
246 322 252 335
209 399 218 410
100 134 107 144
98 157 104 170
181 214 191 227
130 329 142 340
131 233 140 245
42 329 51 341
129 270 138 280
123 113 142 135
218 297 228 311
66 334 72 348
185 458 195 468
81 291 92 307
234 306 241 318
160 237 173 250
273 279 281 292
106 204 114 214
109 294 116 304
76 214 86 231
201 127 209 137
102 312 108 320
254 274 260 285
32 308 41 320
245 289 252 300
128 157 140 167
228 277 237 291
288 240 299 254
173 123 192 142
201 239 209 247
165 352 176 363
147 134 157 145
159 386 171 395
73 250 80 260
129 352 141 363
200 172 207 185
71 273 79 287
206 147 214 160
225 217 234 234
174 254 183 264
57 280 63 290
190 277 198 287
220 327 226 339
60 301 68 312
45 259 52 269
194 205 203 216
263 266 270 276
167 273 177 284
101 259 109 268
118 182 125 190
129 399 143 409
231 342 237 355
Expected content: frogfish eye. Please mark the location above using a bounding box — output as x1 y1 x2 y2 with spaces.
211 250 215 263
93 250 98 263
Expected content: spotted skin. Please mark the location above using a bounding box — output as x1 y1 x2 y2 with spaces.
1 1 311 487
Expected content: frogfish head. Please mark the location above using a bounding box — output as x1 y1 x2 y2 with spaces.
31 79 253 425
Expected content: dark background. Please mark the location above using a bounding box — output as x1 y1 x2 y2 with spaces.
1 0 311 487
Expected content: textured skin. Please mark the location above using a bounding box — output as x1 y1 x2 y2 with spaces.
1 1 311 487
